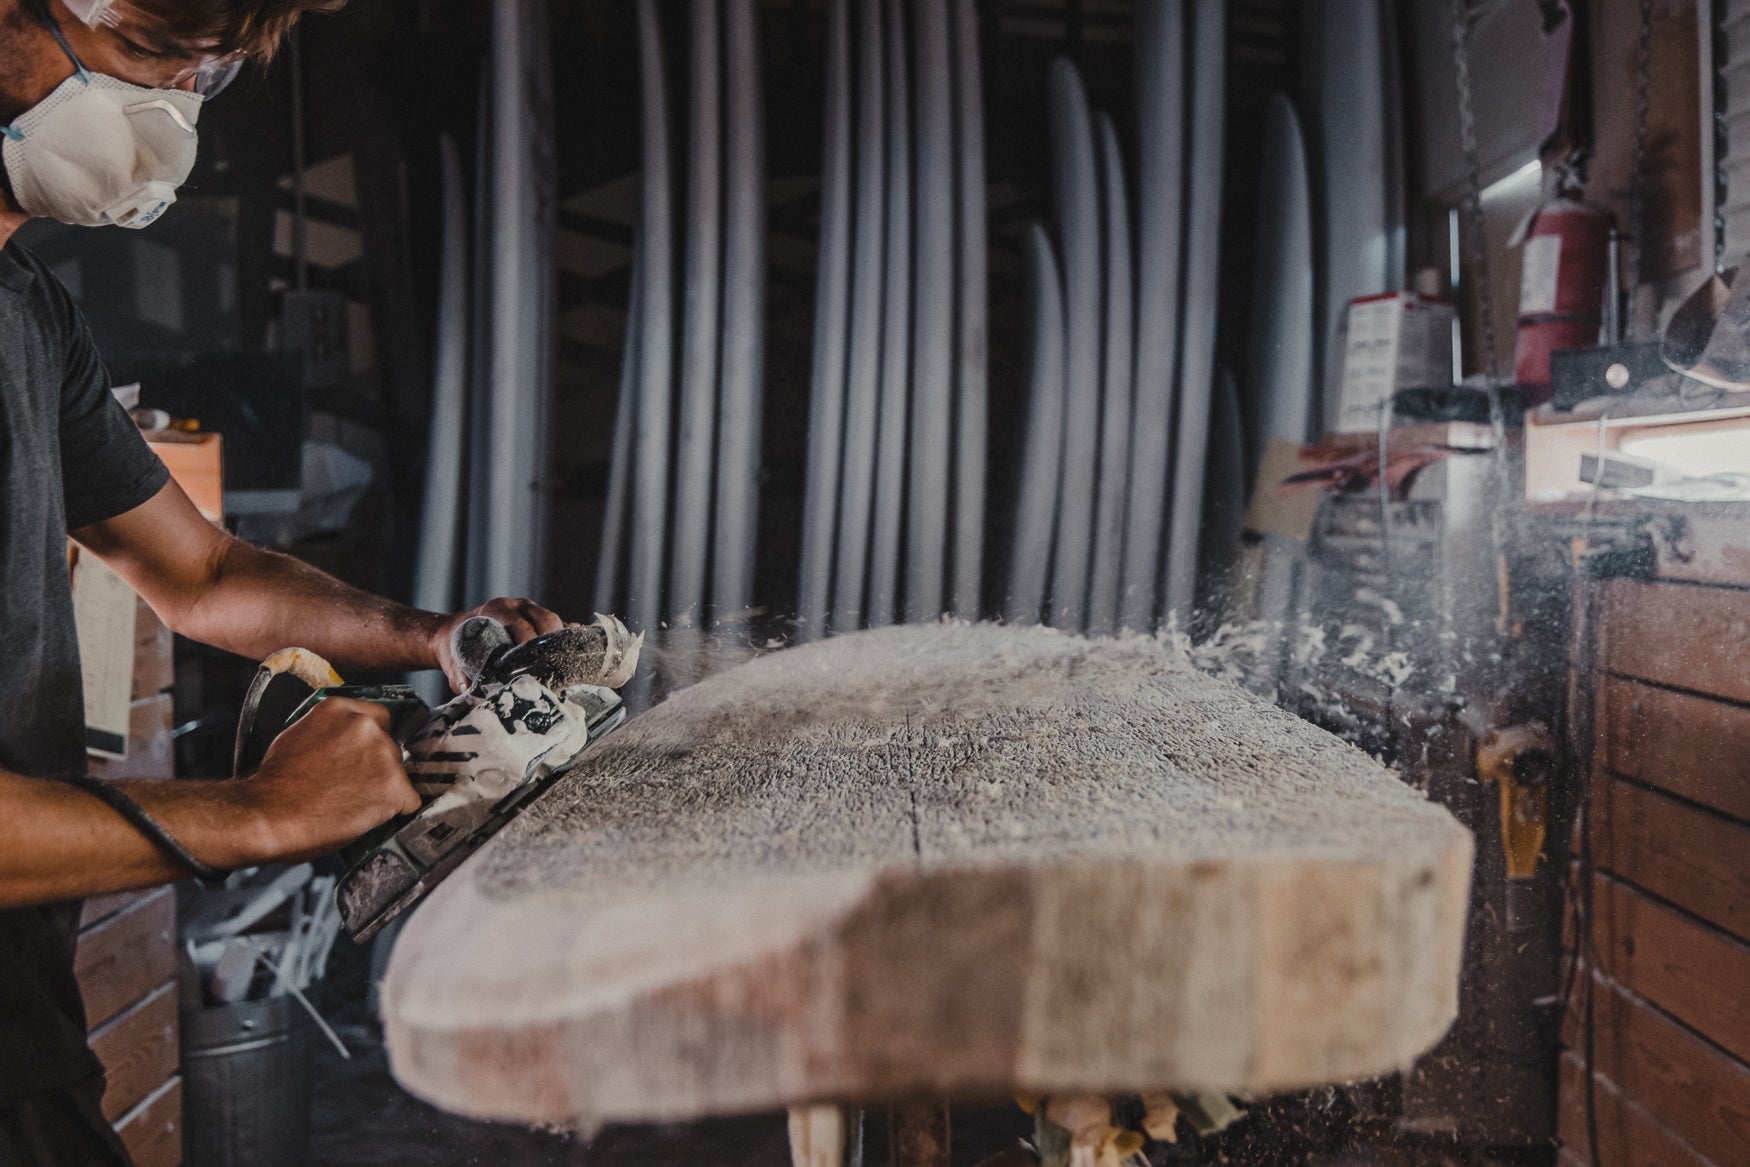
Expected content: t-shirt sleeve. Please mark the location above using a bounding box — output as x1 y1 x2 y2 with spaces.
56 296 170 531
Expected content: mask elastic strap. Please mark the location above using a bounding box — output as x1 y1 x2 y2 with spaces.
2 20 91 142
47 21 95 85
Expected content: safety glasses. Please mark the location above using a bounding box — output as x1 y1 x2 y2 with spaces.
59 0 246 96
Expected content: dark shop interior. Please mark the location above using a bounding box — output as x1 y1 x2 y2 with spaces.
1 0 1746 1165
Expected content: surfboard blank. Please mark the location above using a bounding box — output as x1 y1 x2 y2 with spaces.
829 0 890 636
905 0 955 625
1121 0 1185 633
629 0 676 704
866 0 912 630
1304 0 1396 435
595 257 642 619
1247 94 1315 461
412 135 471 707
414 134 469 625
1046 58 1101 633
671 0 725 631
384 624 1472 1128
1007 222 1066 627
1087 113 1135 639
713 0 766 628
1162 0 1226 623
798 0 855 644
478 0 554 604
1242 94 1316 679
950 0 987 622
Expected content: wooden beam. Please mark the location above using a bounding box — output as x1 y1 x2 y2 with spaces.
382 625 1472 1129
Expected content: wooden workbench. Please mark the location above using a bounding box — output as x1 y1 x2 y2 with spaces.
380 624 1472 1161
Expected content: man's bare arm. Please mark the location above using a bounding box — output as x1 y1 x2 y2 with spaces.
0 699 418 908
6 476 571 908
71 478 564 689
0 772 260 906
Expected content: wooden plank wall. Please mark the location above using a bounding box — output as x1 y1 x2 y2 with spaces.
1561 575 1750 1166
76 599 183 1167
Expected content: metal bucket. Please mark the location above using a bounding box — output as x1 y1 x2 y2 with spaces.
181 995 313 1167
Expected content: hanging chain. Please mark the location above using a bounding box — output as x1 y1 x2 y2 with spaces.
1450 0 1502 395
1449 0 1516 635
1627 0 1654 302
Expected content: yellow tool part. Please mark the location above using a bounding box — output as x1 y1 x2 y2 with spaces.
232 647 345 778
1476 724 1553 880
254 646 344 689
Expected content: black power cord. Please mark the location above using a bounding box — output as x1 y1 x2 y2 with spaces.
53 773 227 883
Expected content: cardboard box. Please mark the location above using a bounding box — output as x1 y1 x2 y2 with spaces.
1243 438 1322 542
1336 293 1456 432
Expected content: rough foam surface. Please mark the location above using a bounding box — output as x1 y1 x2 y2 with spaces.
480 623 1451 898
385 624 1472 1128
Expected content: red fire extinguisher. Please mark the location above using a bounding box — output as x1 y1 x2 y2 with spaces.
1512 190 1614 402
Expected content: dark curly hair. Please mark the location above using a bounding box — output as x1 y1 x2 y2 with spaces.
20 0 345 61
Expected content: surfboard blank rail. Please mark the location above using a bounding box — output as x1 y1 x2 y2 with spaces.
382 624 1472 1130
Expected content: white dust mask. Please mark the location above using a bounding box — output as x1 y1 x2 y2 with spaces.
1 31 202 230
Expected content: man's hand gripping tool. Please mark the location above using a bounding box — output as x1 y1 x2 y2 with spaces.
234 615 642 942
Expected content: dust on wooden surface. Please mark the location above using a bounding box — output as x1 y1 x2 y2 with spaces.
477 622 1455 902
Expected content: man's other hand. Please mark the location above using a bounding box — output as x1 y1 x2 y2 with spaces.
242 698 421 862
431 597 566 692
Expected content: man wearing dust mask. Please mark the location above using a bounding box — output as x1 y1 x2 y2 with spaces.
0 3 574 1160
0 1 217 228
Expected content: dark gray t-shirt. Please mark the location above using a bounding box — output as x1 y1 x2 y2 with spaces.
0 239 170 1099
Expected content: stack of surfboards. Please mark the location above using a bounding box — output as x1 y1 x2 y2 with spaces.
1008 2 1226 635
423 2 1373 717
794 0 989 641
593 0 768 703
